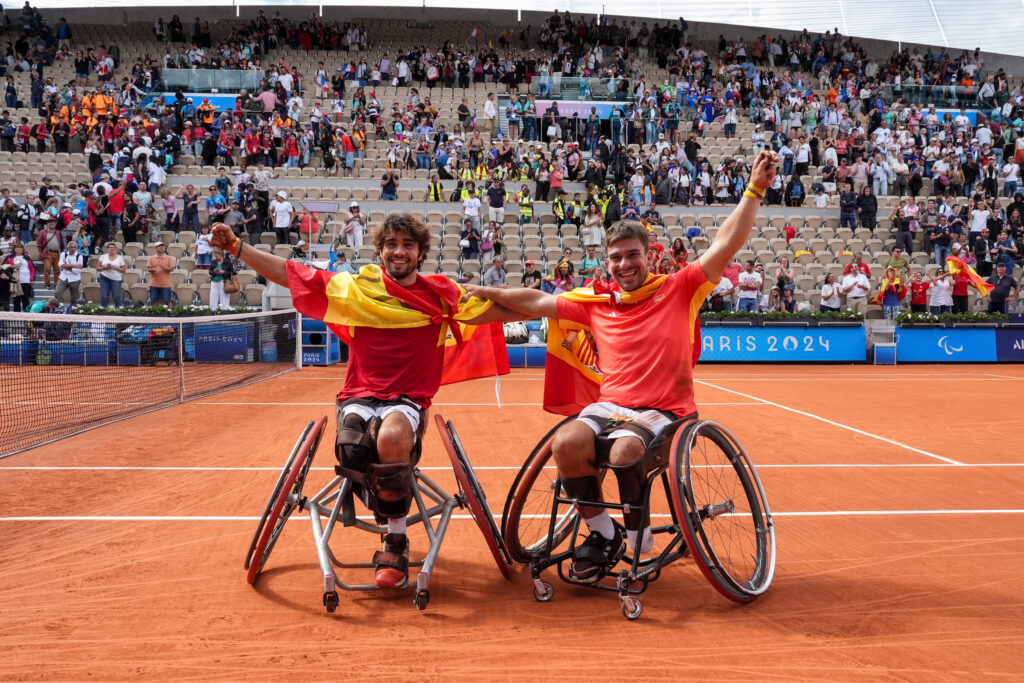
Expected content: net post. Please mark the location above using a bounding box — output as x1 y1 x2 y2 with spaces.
296 312 303 369
177 320 186 402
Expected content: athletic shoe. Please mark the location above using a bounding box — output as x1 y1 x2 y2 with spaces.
568 524 626 584
373 533 409 588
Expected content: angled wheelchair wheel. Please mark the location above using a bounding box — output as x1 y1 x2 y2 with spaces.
501 415 580 564
245 415 328 585
669 420 776 602
434 414 513 579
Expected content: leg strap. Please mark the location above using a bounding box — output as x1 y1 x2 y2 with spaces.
612 463 649 531
366 462 415 518
560 475 602 506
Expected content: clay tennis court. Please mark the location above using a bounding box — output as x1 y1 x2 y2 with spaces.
2 364 1023 679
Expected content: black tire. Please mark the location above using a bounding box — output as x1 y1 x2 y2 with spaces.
245 415 327 584
501 415 580 564
668 420 776 602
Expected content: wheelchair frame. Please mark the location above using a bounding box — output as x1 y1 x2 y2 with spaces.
244 413 511 613
503 415 776 620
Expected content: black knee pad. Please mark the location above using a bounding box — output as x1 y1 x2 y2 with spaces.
561 475 602 505
366 462 415 518
336 414 379 472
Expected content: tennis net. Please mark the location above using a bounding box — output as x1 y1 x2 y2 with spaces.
0 309 300 457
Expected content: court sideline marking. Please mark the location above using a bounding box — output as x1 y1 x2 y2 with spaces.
4 463 1024 472
3 510 1024 522
695 380 961 465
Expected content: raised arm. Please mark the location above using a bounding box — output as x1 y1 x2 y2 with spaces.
465 283 559 319
210 223 289 286
699 150 779 283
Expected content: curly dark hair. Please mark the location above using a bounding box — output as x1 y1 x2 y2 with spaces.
371 212 432 265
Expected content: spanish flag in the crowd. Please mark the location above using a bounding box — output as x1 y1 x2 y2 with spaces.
870 276 907 305
285 262 509 384
542 274 705 415
794 249 813 259
946 255 995 296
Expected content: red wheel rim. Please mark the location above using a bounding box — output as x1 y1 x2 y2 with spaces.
246 415 327 585
434 414 512 579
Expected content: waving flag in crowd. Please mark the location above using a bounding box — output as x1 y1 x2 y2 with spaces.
945 255 995 296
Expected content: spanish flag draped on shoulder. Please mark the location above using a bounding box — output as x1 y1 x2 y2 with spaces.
542 274 706 415
946 255 995 296
870 275 908 305
285 261 509 384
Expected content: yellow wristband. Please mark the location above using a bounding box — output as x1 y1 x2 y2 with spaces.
743 190 763 201
231 237 243 258
747 182 766 195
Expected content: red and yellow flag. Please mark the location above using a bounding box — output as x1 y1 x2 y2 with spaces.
286 262 508 384
871 277 907 305
946 255 995 296
542 274 708 415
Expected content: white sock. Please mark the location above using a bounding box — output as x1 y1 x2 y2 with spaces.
626 526 654 553
584 510 616 540
387 516 407 535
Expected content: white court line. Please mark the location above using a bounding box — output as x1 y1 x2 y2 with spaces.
188 401 769 407
3 509 1024 522
695 380 962 466
985 373 1024 380
4 463 1024 472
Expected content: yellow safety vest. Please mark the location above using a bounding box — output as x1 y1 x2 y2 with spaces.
518 192 533 217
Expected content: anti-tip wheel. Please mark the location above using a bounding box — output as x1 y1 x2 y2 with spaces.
533 580 554 602
323 591 339 613
414 589 430 611
621 597 643 621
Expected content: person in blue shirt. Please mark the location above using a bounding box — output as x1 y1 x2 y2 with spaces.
332 250 356 274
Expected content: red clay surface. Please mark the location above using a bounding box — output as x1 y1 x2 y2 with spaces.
2 364 1023 679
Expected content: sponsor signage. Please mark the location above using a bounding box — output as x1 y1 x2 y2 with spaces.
996 328 1024 362
895 327 997 362
699 326 865 362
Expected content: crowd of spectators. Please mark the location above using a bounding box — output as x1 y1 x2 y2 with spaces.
1 4 1024 315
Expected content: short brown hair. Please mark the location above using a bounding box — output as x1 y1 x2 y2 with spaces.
371 213 432 264
604 220 649 250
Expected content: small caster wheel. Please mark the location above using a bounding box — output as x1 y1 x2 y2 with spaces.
621 597 643 621
323 591 339 613
413 589 430 611
533 580 554 602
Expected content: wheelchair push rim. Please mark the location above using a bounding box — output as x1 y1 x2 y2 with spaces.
245 415 328 585
434 414 513 579
501 414 580 564
669 419 776 602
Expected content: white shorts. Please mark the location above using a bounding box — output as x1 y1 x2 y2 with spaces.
577 402 674 444
341 401 422 433
488 206 505 223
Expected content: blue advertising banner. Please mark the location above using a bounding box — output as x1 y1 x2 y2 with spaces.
995 328 1024 362
699 326 865 362
895 327 997 362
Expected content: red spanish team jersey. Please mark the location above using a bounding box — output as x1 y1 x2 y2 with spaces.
556 262 715 418
288 264 446 407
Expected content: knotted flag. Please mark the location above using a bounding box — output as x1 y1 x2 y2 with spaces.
286 262 508 384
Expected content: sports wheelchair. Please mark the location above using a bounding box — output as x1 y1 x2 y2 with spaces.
502 414 776 620
244 413 512 613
